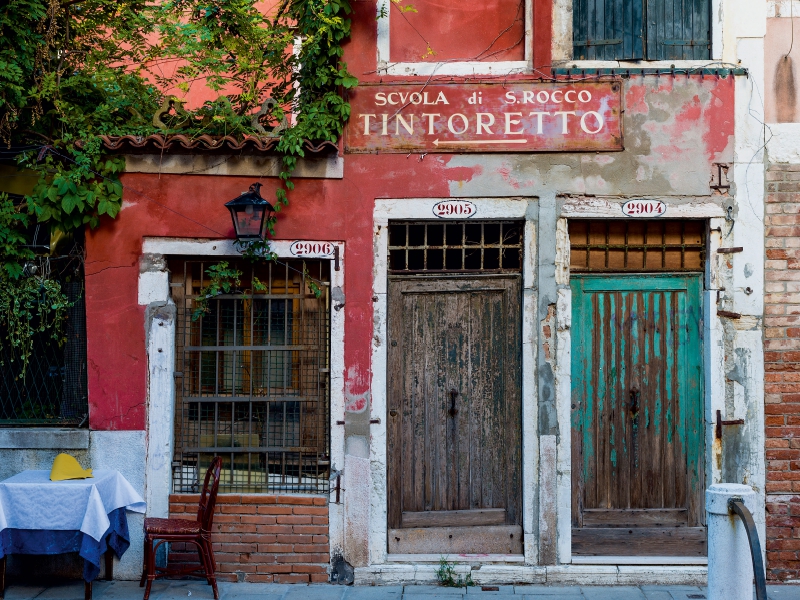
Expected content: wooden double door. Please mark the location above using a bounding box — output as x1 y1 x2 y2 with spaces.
571 274 706 557
387 276 522 554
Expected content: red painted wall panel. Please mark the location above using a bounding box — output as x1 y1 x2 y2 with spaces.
388 0 525 63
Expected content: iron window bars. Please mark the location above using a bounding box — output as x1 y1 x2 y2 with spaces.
171 259 331 494
388 221 524 274
0 257 88 426
569 219 706 272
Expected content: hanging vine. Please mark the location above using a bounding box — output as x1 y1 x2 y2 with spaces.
0 0 356 366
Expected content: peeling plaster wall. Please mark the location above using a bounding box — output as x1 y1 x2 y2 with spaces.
79 3 771 577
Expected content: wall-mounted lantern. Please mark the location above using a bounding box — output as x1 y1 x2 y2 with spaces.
225 182 274 241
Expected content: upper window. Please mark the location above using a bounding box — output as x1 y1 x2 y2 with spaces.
572 0 711 61
386 0 526 64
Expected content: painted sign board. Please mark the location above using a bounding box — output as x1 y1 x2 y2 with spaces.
345 81 623 153
621 199 667 217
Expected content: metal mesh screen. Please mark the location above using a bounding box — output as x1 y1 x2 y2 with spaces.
171 259 331 494
569 220 706 273
388 221 524 274
0 258 88 426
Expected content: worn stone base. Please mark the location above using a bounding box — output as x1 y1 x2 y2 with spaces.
354 564 708 586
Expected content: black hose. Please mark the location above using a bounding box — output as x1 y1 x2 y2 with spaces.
728 499 767 600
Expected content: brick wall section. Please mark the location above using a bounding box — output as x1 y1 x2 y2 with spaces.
765 163 800 581
168 494 329 584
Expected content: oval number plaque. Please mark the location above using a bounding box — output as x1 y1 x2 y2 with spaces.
621 199 667 217
289 241 336 258
432 200 477 219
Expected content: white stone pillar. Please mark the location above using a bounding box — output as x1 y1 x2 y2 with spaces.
706 483 757 600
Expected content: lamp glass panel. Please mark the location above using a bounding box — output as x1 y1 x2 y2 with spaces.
232 204 265 238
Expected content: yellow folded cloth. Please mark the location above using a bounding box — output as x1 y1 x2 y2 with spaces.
49 453 93 481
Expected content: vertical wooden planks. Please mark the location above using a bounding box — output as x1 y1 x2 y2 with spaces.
387 276 523 543
571 274 705 555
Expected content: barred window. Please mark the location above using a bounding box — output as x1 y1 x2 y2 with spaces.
0 251 88 426
171 259 331 494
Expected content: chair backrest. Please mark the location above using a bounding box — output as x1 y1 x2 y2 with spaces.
197 456 223 532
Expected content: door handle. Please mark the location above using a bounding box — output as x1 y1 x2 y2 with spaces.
449 389 459 416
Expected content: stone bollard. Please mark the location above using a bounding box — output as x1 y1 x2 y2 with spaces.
706 483 759 600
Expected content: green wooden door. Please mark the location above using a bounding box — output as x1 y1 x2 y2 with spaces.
571 274 706 556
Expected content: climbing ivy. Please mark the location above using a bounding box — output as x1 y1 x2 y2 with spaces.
0 0 355 366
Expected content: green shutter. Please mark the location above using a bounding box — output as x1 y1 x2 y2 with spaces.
573 0 643 61
573 0 710 61
645 0 710 60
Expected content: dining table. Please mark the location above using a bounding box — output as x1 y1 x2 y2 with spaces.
0 469 146 600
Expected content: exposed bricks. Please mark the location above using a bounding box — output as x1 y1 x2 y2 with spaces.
168 494 329 584
765 163 800 581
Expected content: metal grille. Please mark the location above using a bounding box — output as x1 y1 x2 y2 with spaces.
0 258 88 426
388 221 524 274
569 220 706 273
171 259 331 494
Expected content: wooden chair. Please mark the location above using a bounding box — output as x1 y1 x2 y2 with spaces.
140 457 223 600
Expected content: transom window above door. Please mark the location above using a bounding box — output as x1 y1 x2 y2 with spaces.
388 221 523 274
572 0 711 60
569 220 706 272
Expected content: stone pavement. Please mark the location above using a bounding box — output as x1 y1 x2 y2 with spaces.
2 581 800 600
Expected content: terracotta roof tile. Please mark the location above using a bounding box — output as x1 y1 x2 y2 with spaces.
92 134 338 155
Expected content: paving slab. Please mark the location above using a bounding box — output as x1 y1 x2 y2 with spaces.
516 588 586 600
513 587 583 595
404 587 468 595
343 586 403 598
768 586 800 600
664 590 708 600
283 584 347 600
219 583 291 597
639 591 672 600
400 596 467 600
465 586 515 595
581 586 645 600
2 584 49 600
35 582 101 600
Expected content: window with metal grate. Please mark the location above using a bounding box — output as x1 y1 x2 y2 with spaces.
572 0 711 61
569 219 706 272
0 256 88 427
388 221 524 274
170 259 331 494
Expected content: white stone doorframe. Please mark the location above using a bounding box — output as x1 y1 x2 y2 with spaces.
368 198 539 565
555 199 763 565
137 237 347 558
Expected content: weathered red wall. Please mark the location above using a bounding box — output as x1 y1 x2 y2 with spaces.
84 156 454 429
84 0 735 431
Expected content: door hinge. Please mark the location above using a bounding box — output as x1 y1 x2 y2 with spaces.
716 409 745 439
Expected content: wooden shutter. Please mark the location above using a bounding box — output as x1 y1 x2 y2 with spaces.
645 0 711 60
573 0 643 61
573 0 710 61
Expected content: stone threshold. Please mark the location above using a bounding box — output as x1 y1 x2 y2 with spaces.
355 564 708 586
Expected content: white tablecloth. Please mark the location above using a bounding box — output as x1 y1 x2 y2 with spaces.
0 470 146 541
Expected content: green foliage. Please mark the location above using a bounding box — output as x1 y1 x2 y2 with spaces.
0 0 355 257
0 273 72 374
0 0 354 364
435 557 474 588
191 262 243 320
0 194 34 279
